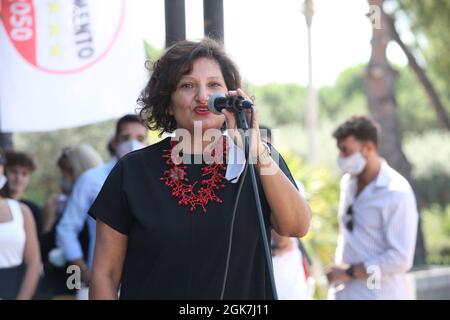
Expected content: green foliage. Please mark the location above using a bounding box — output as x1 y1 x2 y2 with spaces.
396 68 440 136
389 0 450 130
318 63 442 136
251 83 306 127
144 40 163 61
318 64 368 121
404 130 450 208
422 205 450 265
393 0 450 93
280 149 340 299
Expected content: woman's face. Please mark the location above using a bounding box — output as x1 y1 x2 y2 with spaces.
169 57 228 134
5 165 31 197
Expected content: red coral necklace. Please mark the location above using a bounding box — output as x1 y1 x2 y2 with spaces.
161 138 227 213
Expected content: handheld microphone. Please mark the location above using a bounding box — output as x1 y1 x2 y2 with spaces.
207 93 254 115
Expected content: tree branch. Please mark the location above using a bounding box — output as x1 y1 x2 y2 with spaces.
386 13 450 131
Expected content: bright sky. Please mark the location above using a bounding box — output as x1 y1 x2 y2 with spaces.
133 0 407 87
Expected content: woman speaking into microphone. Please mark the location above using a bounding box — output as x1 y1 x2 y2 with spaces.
88 37 311 300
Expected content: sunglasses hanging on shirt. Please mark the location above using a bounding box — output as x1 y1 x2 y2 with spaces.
346 205 354 232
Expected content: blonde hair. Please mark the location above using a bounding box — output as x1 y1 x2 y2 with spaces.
57 144 103 180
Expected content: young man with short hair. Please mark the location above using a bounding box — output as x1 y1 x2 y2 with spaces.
327 115 418 300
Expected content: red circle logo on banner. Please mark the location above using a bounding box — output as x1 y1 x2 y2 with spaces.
1 0 125 74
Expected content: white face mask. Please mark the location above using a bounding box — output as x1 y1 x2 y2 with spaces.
338 152 367 176
0 175 7 189
116 139 146 159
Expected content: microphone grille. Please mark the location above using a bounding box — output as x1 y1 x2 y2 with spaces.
208 93 226 115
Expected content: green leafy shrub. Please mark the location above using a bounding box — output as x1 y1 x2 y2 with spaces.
422 205 450 265
280 149 340 299
404 130 450 208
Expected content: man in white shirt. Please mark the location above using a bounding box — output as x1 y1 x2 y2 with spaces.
327 115 418 300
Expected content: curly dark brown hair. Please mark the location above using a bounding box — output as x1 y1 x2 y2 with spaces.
333 115 380 146
137 37 241 134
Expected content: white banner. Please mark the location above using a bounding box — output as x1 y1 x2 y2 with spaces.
0 0 148 132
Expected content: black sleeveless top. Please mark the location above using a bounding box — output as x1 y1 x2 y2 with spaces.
89 137 296 299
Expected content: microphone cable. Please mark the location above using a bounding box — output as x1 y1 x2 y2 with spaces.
219 110 278 300
219 110 252 300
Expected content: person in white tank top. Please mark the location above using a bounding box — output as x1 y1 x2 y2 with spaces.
0 155 42 300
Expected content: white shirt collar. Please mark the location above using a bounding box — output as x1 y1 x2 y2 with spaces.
345 160 392 189
374 161 391 188
224 134 246 183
